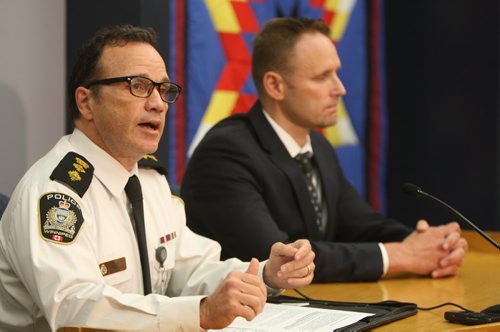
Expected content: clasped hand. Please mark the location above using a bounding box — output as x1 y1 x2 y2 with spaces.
386 220 468 277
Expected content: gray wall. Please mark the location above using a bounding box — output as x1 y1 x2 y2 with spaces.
0 0 65 196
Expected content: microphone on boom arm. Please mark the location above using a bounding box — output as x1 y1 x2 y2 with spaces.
401 182 499 251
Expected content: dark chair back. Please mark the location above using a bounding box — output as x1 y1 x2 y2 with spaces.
0 193 9 219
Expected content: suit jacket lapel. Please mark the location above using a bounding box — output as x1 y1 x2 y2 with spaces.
248 102 322 239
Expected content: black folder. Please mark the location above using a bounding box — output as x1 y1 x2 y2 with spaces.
268 295 417 331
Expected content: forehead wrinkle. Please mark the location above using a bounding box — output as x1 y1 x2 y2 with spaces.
99 43 167 80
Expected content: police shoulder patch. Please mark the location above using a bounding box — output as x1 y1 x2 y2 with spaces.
39 192 84 244
50 152 94 197
139 154 168 176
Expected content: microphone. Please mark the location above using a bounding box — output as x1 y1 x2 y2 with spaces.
402 183 500 250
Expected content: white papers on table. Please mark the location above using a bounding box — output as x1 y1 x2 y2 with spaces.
211 302 374 331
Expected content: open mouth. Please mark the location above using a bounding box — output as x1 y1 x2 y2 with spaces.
139 121 160 131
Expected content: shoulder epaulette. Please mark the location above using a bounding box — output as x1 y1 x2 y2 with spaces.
139 154 168 176
50 152 94 198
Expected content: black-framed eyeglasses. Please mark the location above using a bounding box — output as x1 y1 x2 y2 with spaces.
86 76 182 104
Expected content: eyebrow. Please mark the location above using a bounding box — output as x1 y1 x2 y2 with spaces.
136 73 170 82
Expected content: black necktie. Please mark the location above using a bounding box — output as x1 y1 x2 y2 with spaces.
125 175 152 295
295 152 323 228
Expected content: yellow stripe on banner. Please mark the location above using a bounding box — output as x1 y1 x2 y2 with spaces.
188 91 239 156
323 97 358 147
324 0 340 11
325 0 356 12
203 90 239 124
325 0 356 41
205 0 241 33
330 11 349 41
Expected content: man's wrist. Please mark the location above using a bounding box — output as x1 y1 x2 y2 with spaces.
384 242 410 275
260 261 284 296
266 285 285 297
199 297 208 329
378 243 389 276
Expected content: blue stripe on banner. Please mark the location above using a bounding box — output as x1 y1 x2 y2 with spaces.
185 1 225 145
335 0 367 197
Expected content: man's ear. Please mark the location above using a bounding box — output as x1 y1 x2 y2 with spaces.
75 86 94 120
263 71 285 101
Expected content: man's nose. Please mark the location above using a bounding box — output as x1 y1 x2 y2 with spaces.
332 75 347 96
146 87 167 112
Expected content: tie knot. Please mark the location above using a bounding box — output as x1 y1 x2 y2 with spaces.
294 152 314 172
125 175 143 202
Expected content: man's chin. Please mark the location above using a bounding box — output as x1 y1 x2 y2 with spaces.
319 117 338 129
145 146 159 155
139 143 159 156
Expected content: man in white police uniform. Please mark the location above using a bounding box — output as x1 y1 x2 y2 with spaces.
0 25 315 331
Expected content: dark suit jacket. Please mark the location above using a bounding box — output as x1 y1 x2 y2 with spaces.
181 102 412 282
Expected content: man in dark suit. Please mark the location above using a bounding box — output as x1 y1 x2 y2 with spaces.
181 17 468 282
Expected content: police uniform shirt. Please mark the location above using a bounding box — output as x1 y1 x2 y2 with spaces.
0 128 258 331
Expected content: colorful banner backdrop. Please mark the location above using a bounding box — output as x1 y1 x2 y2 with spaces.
168 0 386 211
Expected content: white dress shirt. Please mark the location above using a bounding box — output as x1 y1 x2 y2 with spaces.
0 129 262 331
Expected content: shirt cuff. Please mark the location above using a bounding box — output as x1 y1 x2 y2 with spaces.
157 295 205 331
378 243 389 276
258 260 284 297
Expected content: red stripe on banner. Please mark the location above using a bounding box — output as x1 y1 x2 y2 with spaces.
232 2 259 32
367 0 382 211
216 62 252 90
322 10 334 26
219 33 251 62
232 94 257 115
310 0 326 8
174 0 187 184
217 33 252 91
